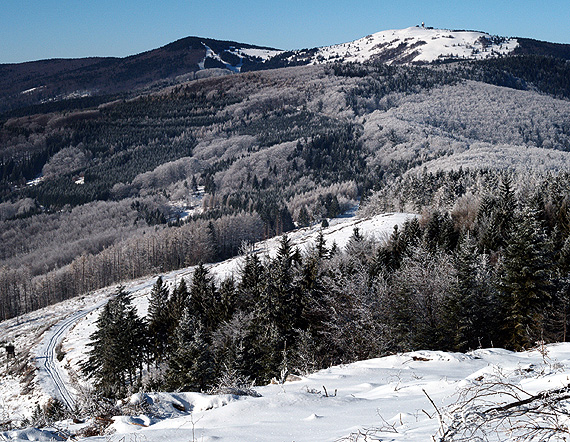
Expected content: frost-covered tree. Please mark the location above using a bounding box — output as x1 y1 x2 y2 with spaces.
165 309 215 392
167 278 189 333
236 254 264 312
445 233 498 351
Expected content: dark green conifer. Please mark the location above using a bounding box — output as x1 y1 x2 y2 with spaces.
165 308 214 391
168 278 189 331
237 254 264 311
446 233 497 351
82 287 146 398
298 206 311 227
189 263 220 333
147 276 171 364
497 206 554 349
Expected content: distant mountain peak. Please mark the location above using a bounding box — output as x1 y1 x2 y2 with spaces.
307 27 519 65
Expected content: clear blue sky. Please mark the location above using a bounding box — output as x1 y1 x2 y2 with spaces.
2 0 569 64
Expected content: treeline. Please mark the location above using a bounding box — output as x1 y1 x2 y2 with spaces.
83 173 570 399
462 55 570 100
0 212 265 321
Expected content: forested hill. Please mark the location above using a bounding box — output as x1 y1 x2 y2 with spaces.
0 36 282 114
2 32 570 322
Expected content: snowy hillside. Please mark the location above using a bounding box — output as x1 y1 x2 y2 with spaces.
308 27 518 65
7 340 570 441
3 212 570 441
0 212 412 421
199 43 283 72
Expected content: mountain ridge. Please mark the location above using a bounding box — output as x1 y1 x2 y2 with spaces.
2 27 570 114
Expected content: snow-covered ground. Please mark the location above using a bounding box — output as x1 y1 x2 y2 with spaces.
195 27 519 73
197 43 283 73
6 343 570 441
7 211 570 441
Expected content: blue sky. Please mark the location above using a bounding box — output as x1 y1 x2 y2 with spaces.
2 0 569 63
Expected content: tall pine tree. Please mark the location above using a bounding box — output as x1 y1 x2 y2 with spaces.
82 287 146 398
497 206 554 350
445 233 497 351
147 276 171 364
165 308 215 391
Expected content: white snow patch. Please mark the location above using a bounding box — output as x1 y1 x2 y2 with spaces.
67 344 570 441
20 86 44 95
26 176 44 186
238 48 283 61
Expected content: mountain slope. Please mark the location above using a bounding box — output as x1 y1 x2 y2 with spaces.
5 27 570 115
0 37 282 114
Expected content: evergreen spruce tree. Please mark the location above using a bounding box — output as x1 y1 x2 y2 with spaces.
237 254 264 312
254 235 302 376
147 276 171 364
446 233 497 351
272 235 302 338
82 287 146 398
497 206 554 350
189 263 219 332
168 278 189 333
298 206 311 227
165 308 215 391
422 211 457 252
122 297 147 387
294 243 330 366
315 230 328 259
345 227 366 264
218 277 236 324
82 299 119 398
395 217 422 262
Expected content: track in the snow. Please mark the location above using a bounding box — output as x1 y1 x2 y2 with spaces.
35 302 107 410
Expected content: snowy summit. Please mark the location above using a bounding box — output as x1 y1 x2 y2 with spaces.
311 26 519 64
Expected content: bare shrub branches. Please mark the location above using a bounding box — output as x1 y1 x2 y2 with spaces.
438 363 570 441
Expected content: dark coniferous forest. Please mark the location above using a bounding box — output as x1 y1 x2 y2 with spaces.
3 38 570 399
82 171 570 397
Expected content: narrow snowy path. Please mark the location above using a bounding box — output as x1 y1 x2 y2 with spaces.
34 301 107 410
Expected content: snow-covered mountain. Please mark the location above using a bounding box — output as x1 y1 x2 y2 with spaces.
309 26 519 65
5 26 569 113
250 26 522 71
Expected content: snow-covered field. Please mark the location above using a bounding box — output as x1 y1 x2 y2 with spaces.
4 211 570 441
6 343 570 441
